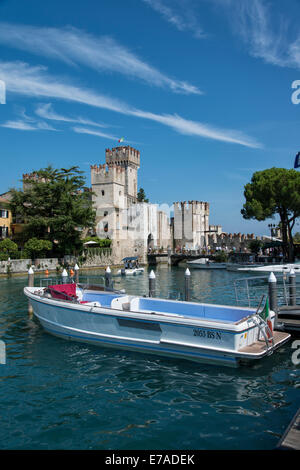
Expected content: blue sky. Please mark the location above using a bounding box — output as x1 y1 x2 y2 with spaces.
0 0 299 236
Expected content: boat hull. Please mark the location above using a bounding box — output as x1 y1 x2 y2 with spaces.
25 287 290 368
187 263 227 269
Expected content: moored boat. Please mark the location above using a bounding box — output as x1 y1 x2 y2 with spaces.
187 258 227 269
117 256 144 275
24 282 290 367
237 263 300 275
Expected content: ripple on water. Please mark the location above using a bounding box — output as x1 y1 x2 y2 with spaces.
0 269 299 450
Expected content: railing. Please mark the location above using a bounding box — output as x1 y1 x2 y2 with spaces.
233 273 300 308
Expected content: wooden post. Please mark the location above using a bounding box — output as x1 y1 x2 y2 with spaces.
289 268 296 306
167 246 172 265
105 266 112 290
268 272 278 322
184 268 191 301
28 266 34 314
149 270 156 297
74 263 79 284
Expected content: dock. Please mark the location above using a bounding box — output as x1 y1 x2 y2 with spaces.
277 408 300 450
277 306 300 334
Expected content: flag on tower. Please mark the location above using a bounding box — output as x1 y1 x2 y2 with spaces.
294 152 300 168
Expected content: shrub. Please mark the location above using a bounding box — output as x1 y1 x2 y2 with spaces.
0 238 18 255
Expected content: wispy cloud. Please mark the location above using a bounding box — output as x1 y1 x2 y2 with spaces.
142 0 205 39
0 22 202 95
0 120 38 131
0 60 262 148
0 119 57 131
216 0 300 70
35 103 109 128
72 126 119 141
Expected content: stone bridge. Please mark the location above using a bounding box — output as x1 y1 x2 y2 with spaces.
147 253 212 266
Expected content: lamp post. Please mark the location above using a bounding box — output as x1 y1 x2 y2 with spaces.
268 223 276 240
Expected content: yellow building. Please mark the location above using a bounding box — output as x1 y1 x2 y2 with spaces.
0 196 12 238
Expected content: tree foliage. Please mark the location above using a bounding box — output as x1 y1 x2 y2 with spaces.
24 238 52 259
137 188 149 203
241 167 300 261
10 166 96 256
0 238 18 255
82 236 112 247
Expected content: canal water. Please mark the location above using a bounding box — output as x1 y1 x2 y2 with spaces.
0 265 299 450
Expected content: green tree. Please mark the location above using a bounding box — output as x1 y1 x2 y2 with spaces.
24 238 52 259
241 168 300 261
10 166 96 256
0 238 18 256
137 188 149 203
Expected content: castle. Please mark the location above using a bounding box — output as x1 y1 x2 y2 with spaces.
90 146 227 263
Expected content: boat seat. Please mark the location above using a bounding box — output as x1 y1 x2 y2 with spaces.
110 296 130 310
82 292 121 307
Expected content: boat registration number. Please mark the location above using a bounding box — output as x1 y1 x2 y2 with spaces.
193 329 222 340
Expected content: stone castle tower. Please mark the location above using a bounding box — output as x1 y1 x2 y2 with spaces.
173 201 210 249
91 145 140 241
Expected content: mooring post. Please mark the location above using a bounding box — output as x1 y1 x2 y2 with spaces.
268 272 278 323
74 263 79 284
184 268 191 301
167 246 172 265
105 266 112 290
289 268 296 306
149 270 156 297
28 266 34 314
62 268 68 284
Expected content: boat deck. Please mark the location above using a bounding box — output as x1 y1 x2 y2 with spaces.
238 331 289 354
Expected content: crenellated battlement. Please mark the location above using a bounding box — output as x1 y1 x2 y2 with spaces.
91 163 126 185
174 201 210 213
105 145 140 168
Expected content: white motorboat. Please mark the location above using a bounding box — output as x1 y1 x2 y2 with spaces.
237 263 300 275
226 263 263 272
117 256 144 275
117 267 144 276
187 258 227 269
24 283 290 368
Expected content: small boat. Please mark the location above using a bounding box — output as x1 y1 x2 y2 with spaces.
24 283 290 367
187 258 227 269
117 257 144 276
226 263 262 272
237 263 300 275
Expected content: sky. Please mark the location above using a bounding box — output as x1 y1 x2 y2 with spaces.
0 0 299 237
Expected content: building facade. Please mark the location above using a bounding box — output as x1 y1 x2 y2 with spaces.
0 196 12 239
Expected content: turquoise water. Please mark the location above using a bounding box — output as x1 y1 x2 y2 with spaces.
0 265 299 450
